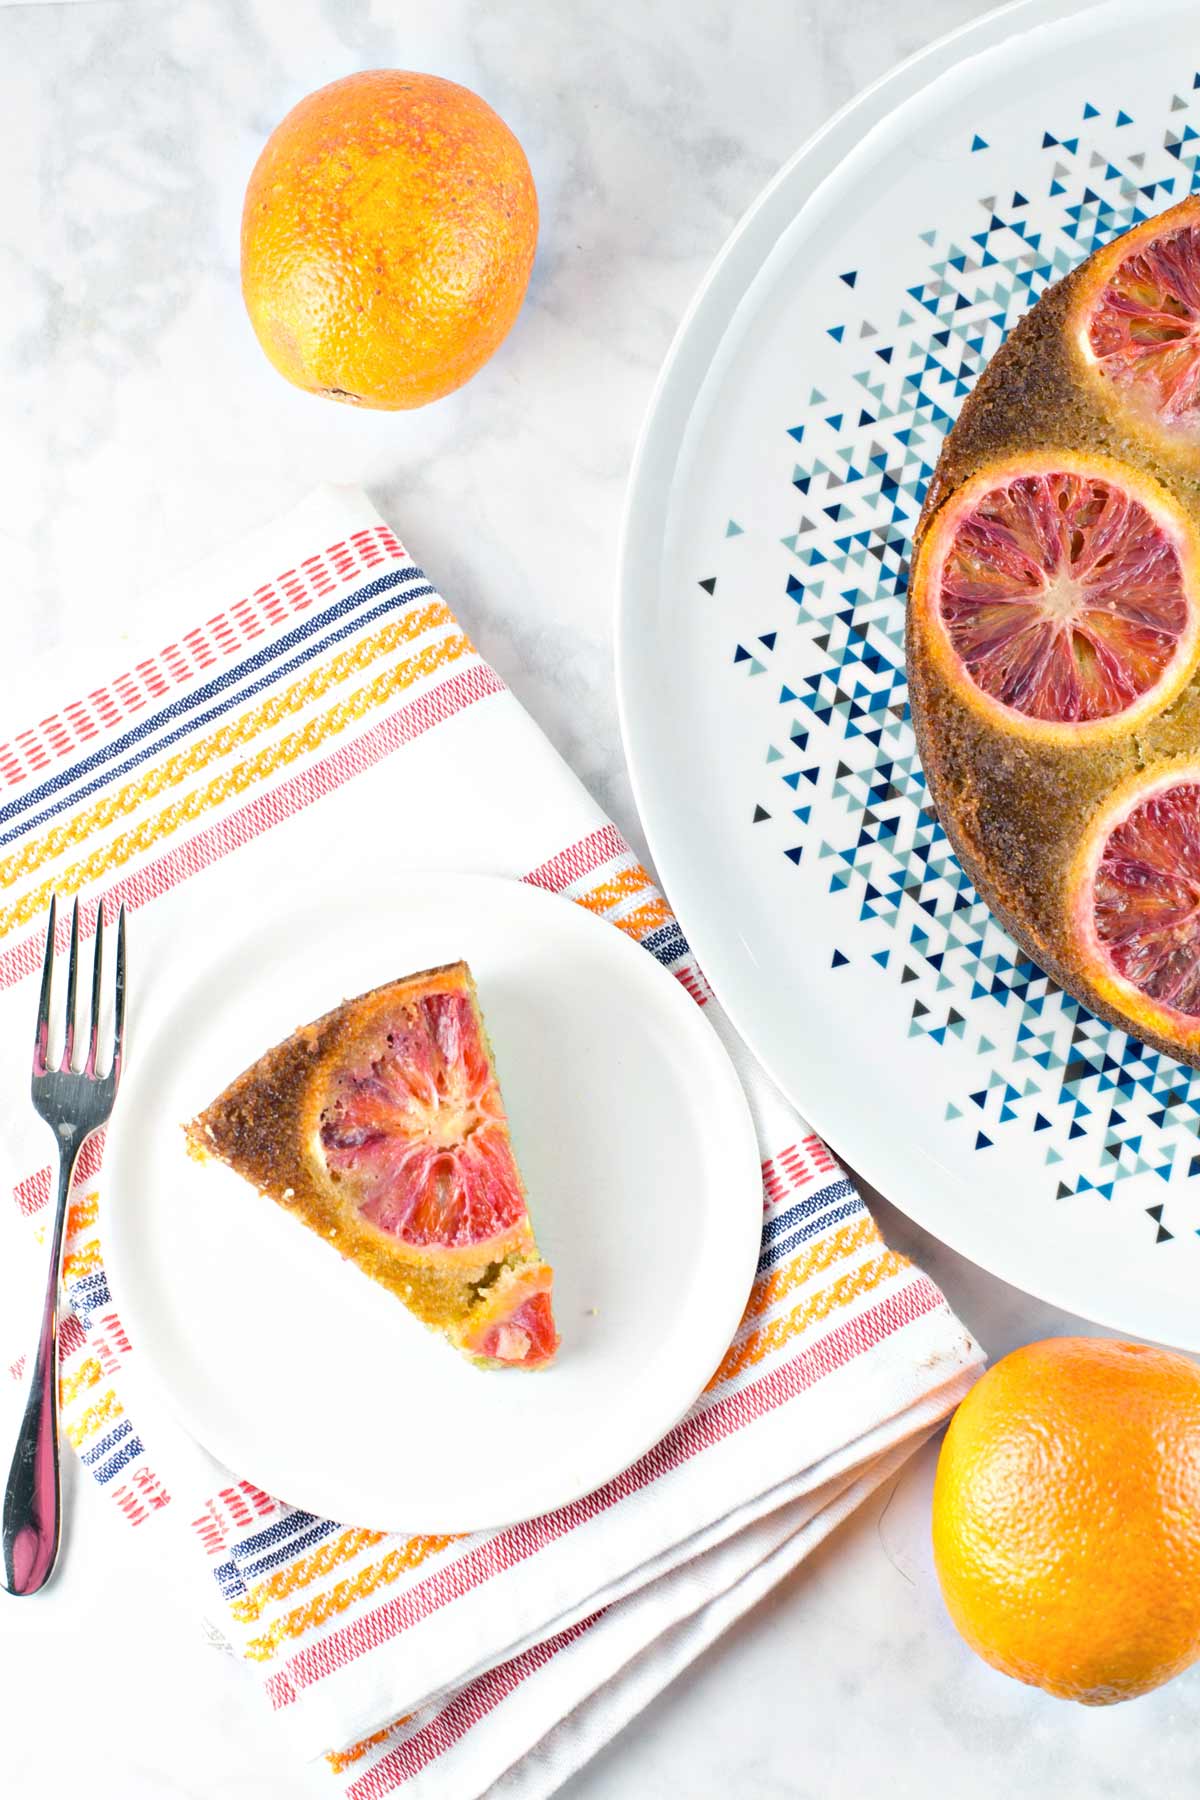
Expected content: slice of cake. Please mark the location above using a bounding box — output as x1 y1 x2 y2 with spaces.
185 962 559 1369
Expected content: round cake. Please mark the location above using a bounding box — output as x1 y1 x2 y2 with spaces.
907 196 1200 1067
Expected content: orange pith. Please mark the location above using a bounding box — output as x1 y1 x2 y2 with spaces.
240 70 538 410
932 1338 1200 1705
1072 195 1200 451
911 449 1200 741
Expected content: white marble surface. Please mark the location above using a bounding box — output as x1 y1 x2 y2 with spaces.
1 0 1198 1795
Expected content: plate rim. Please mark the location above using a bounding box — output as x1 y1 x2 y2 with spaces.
103 868 764 1531
612 0 1197 1345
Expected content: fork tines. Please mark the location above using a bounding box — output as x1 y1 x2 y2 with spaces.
33 897 126 1086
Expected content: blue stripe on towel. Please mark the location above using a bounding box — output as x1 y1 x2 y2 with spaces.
0 565 430 835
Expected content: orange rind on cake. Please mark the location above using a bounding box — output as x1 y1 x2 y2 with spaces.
1068 194 1200 460
909 449 1200 745
1067 761 1200 1059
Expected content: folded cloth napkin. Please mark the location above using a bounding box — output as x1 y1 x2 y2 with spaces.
0 486 982 1799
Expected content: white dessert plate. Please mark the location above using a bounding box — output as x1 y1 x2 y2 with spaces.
617 0 1200 1346
104 872 761 1531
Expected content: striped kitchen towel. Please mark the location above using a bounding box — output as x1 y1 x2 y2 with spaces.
0 485 982 1799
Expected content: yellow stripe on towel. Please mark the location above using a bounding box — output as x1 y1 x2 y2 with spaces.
241 1534 456 1662
707 1250 909 1388
0 601 454 893
0 632 473 940
59 1356 104 1408
734 1215 882 1333
230 1526 392 1622
65 1388 123 1449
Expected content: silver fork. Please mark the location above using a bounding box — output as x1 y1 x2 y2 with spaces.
1 897 125 1596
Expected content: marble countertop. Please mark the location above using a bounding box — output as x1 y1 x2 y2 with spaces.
1 0 1197 1795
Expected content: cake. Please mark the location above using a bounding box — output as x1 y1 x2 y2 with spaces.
907 195 1200 1067
185 962 559 1369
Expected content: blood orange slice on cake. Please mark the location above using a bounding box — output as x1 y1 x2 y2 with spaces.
185 962 559 1369
1071 195 1200 454
1070 765 1200 1055
909 450 1200 741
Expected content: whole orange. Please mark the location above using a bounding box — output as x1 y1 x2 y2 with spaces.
932 1337 1200 1704
241 70 538 409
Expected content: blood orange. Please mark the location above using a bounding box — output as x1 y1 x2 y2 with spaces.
321 989 529 1262
933 1338 1200 1705
1072 196 1200 452
1071 763 1200 1047
910 451 1200 739
241 71 538 410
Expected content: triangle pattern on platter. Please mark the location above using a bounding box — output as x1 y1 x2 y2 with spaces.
745 86 1200 1241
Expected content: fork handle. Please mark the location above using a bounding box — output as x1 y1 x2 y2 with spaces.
2 1138 80 1596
